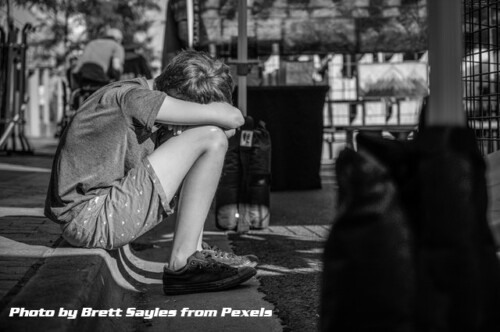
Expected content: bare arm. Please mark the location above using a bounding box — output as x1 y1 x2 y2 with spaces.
155 95 244 129
112 45 125 73
111 56 123 72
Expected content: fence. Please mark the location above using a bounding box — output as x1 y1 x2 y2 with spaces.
463 0 500 155
322 53 425 159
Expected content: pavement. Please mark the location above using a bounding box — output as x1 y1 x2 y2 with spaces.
2 137 499 332
0 137 334 332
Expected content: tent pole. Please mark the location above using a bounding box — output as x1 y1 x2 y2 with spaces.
237 0 248 116
186 0 194 48
427 0 465 126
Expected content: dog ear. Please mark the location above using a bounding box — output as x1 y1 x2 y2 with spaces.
356 132 418 184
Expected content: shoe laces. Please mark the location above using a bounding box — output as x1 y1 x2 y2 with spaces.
191 256 230 271
202 243 236 260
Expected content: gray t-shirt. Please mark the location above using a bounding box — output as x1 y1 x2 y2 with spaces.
74 38 125 74
45 78 166 223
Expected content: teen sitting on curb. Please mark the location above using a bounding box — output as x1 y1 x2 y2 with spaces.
45 50 257 295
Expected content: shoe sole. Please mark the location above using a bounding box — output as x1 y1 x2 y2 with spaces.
163 267 257 295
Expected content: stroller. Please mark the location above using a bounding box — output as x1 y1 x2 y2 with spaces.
56 63 110 137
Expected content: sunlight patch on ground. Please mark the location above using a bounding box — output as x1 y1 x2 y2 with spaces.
295 248 324 254
0 163 51 173
0 207 45 217
257 263 321 276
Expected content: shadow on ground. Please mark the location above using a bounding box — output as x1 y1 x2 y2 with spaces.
230 232 325 332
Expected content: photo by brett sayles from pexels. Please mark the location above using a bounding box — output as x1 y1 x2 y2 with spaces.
8 307 273 320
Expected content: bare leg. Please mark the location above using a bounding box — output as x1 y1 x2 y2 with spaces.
147 126 227 270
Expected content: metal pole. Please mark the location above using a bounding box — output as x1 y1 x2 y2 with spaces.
4 21 17 128
237 0 247 116
6 0 11 34
27 67 40 137
427 0 465 126
41 68 50 136
186 0 194 48
0 113 18 149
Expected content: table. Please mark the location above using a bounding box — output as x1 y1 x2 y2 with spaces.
234 85 329 190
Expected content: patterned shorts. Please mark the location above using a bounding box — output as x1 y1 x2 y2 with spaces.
61 158 175 249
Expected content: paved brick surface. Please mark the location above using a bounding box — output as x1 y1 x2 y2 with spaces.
0 214 61 304
222 163 336 332
0 138 331 332
0 140 283 332
0 155 53 208
0 145 59 311
2 137 499 332
229 226 326 332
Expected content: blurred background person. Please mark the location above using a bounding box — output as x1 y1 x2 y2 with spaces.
73 27 125 88
122 42 153 80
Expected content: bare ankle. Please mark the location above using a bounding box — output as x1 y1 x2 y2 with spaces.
169 257 188 271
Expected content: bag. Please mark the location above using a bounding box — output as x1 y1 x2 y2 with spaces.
216 117 271 232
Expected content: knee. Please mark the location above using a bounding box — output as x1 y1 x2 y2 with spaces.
201 126 229 152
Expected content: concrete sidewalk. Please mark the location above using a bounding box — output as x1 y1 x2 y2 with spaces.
0 139 284 331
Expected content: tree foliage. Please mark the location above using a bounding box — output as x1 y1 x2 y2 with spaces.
8 0 161 65
196 0 427 55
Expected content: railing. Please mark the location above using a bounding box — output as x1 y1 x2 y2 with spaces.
322 97 420 157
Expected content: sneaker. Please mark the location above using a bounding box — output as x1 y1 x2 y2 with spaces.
163 251 256 295
201 241 259 268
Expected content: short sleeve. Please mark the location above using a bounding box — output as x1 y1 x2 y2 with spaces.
119 85 167 132
114 44 125 64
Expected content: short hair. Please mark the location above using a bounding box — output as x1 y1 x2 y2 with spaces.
154 50 234 104
105 28 123 43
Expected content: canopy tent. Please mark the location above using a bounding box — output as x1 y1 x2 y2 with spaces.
162 0 428 61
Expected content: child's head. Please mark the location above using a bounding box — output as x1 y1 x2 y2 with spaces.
155 50 234 105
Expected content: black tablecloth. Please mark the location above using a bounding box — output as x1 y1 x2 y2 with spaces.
234 85 328 191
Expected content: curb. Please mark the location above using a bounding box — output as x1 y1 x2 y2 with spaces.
0 211 283 332
0 242 136 332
